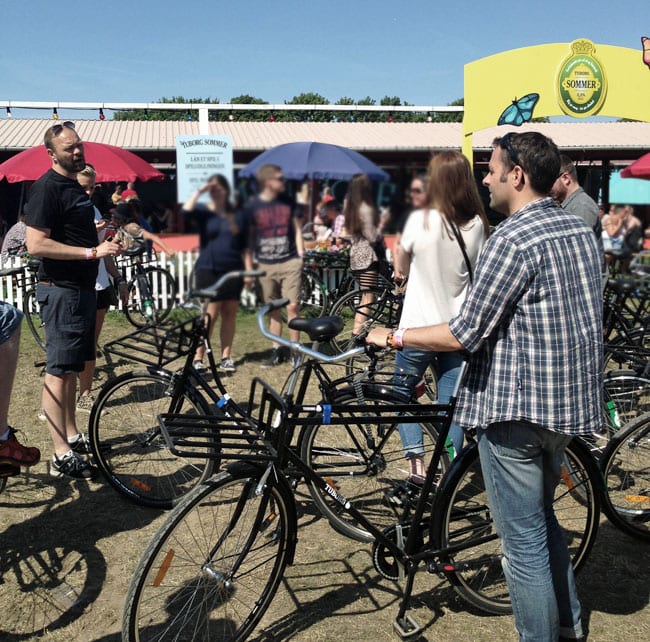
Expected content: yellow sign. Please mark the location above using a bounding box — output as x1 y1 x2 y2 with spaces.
556 39 607 117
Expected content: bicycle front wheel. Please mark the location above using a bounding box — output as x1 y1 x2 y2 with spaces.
601 412 650 541
125 267 178 328
24 288 46 350
301 390 448 542
123 467 295 642
431 439 600 615
89 370 215 508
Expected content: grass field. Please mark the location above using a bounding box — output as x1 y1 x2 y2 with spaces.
0 310 648 641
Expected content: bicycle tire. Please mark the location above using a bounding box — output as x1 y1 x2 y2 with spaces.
431 439 601 615
327 286 403 355
299 267 328 318
300 389 448 542
24 288 46 350
123 466 296 642
600 411 650 542
89 370 216 508
125 267 178 328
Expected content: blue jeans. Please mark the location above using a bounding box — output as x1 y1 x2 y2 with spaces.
477 421 584 642
393 348 464 457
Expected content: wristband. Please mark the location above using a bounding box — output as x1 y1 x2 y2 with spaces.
114 276 126 286
393 327 406 349
85 247 97 260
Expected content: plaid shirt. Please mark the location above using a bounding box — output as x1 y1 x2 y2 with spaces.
449 197 603 435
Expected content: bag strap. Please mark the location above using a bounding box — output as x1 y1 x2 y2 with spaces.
449 221 473 284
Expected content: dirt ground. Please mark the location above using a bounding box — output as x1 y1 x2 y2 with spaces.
0 312 648 642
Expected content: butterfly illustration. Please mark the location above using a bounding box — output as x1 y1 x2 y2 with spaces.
497 93 540 126
642 36 650 69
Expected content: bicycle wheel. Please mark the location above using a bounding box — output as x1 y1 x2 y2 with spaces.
123 467 295 642
24 288 46 350
299 268 328 318
89 370 215 508
596 371 650 451
301 390 448 542
327 286 403 355
601 412 650 541
125 267 178 328
431 439 600 615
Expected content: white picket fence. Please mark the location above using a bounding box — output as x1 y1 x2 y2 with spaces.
0 251 200 310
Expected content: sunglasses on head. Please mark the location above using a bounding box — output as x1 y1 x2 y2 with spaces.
50 121 75 136
499 132 522 168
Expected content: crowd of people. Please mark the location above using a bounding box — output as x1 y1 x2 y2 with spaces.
1 121 649 642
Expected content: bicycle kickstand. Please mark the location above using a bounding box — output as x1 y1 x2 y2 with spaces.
393 564 421 638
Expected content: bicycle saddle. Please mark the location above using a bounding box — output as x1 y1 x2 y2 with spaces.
288 316 344 342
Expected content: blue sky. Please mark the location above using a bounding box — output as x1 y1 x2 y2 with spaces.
2 0 649 119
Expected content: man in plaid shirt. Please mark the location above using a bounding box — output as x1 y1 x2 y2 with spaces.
368 132 603 642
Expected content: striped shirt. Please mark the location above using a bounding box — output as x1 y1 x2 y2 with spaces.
449 197 603 435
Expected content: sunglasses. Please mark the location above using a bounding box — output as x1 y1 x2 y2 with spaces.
50 121 75 136
499 132 520 168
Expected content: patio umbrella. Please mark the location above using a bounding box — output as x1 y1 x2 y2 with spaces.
0 142 164 183
238 141 390 181
620 152 650 180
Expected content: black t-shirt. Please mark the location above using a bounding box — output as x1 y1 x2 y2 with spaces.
244 195 302 264
25 169 99 289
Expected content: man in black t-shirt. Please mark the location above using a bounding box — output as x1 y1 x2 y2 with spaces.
25 122 122 480
244 164 304 367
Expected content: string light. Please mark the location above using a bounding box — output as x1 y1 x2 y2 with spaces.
269 112 275 122
99 108 105 121
52 107 59 120
387 112 394 123
6 107 11 118
228 111 234 121
427 112 433 123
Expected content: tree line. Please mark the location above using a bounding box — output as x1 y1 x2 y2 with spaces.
113 93 464 123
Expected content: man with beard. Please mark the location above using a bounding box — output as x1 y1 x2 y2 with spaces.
25 122 122 480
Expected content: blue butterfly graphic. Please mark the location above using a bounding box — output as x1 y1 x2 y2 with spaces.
497 93 540 126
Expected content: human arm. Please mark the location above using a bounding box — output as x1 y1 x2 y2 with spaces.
366 323 462 352
103 256 129 304
293 214 305 258
139 229 176 257
26 225 122 260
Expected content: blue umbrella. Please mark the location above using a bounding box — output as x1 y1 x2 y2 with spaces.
238 141 389 181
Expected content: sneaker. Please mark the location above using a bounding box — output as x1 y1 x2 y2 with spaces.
261 348 283 368
69 433 92 455
219 358 236 373
0 428 41 467
192 360 206 373
76 394 95 414
51 450 96 480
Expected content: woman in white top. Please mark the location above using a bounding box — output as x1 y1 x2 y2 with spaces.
394 151 490 483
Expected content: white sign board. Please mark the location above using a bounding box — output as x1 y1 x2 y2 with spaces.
175 135 233 204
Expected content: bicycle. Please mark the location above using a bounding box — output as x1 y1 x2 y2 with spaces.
113 241 178 328
600 410 650 542
121 311 602 641
0 250 46 351
90 286 446 530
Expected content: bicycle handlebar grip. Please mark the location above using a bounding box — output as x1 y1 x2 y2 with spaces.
268 297 290 311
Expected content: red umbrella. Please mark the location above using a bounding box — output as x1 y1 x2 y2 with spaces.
0 141 164 183
620 152 650 180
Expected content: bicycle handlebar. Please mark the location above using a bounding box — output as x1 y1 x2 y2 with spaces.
189 270 266 300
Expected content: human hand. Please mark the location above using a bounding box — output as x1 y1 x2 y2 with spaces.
366 327 391 348
96 238 123 258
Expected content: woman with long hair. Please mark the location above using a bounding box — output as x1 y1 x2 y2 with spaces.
344 173 383 335
181 174 253 373
392 151 490 487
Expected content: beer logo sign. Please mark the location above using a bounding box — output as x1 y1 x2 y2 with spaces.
557 39 607 118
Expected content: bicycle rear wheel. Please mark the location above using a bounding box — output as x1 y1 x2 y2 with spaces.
600 412 650 541
301 390 448 542
89 370 215 508
123 468 295 642
431 439 600 615
125 267 178 328
24 288 46 350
